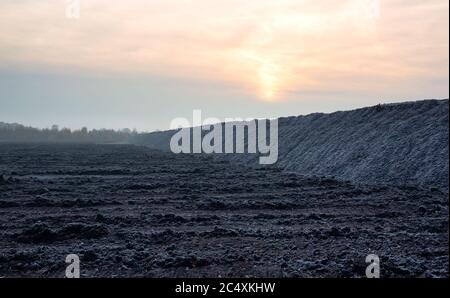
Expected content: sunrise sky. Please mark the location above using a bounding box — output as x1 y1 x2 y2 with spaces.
0 0 448 131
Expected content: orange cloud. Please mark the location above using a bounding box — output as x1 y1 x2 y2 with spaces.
0 0 448 101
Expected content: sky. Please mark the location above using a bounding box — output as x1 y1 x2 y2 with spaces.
0 0 448 131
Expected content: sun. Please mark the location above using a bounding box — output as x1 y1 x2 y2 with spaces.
257 59 282 101
236 50 284 102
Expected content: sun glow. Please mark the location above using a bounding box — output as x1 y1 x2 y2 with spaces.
258 60 281 101
236 50 284 101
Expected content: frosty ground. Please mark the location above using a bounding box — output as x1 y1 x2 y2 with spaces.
0 144 448 277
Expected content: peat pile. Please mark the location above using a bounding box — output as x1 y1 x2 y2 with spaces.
136 99 449 191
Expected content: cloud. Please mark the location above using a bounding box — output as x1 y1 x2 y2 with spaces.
0 0 448 101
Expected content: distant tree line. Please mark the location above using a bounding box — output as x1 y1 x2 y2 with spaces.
0 122 138 144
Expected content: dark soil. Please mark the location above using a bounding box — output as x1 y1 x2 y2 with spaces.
0 144 448 277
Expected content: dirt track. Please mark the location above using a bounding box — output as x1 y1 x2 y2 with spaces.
0 144 448 277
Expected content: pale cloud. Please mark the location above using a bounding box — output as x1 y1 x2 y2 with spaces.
0 0 448 101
